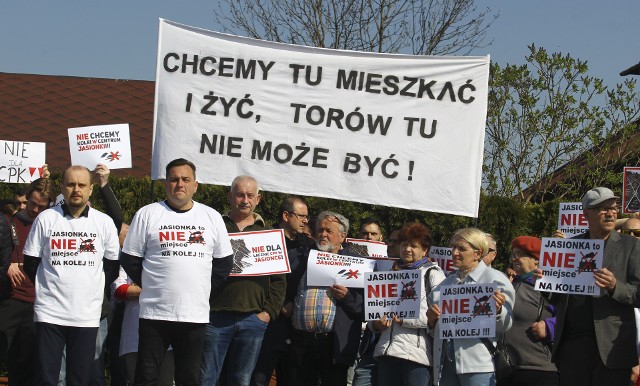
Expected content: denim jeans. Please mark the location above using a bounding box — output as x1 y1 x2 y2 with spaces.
352 356 377 386
439 348 495 386
200 311 268 386
377 356 429 386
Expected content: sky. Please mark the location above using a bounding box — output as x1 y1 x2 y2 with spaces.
1 0 639 90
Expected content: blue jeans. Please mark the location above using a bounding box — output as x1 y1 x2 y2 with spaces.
440 349 495 386
377 356 429 386
200 311 268 386
352 356 377 386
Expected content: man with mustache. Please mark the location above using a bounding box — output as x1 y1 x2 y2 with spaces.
287 211 364 386
201 175 286 386
548 187 640 386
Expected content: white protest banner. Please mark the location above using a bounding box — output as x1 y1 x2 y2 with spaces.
439 283 496 339
68 124 132 169
0 141 46 183
346 238 397 271
557 202 588 237
365 270 422 321
535 237 603 296
152 20 489 217
623 167 640 214
430 246 455 273
307 250 376 288
228 229 290 276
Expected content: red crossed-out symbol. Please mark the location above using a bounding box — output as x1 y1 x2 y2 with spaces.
108 151 121 161
346 269 359 279
577 251 597 273
472 295 492 318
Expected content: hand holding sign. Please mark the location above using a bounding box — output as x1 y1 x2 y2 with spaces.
594 268 617 293
330 284 349 301
427 303 441 329
93 163 111 187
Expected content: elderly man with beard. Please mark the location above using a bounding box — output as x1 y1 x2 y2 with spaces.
287 211 364 386
543 187 640 386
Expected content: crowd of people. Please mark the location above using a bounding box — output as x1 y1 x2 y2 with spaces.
1 159 640 386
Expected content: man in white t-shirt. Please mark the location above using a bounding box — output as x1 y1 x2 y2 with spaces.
23 165 120 386
120 158 233 386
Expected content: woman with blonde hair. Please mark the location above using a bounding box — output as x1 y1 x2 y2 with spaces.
427 228 515 386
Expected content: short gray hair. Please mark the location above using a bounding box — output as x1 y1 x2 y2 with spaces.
230 175 260 193
316 211 349 234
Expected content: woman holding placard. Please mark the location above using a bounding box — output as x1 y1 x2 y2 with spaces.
427 228 515 386
369 222 446 386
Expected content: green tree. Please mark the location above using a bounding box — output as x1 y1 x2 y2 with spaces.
484 44 639 202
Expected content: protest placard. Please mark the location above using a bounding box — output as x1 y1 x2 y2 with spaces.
365 270 422 321
535 237 603 295
430 246 455 273
152 19 490 217
306 250 376 288
68 124 132 169
0 140 46 183
439 283 496 339
623 167 640 214
557 202 588 237
228 229 290 276
346 238 397 271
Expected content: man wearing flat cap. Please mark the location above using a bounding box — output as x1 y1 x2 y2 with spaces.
547 187 640 386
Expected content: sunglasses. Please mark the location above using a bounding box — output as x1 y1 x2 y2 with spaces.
621 229 640 237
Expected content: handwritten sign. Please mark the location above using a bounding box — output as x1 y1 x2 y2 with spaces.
306 250 376 288
365 270 422 321
0 140 46 183
535 237 603 295
228 229 290 276
439 283 496 339
68 124 132 169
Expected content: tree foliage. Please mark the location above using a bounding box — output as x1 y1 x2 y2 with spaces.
484 44 640 202
214 0 497 55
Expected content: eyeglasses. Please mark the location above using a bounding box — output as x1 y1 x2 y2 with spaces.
287 211 309 220
511 252 534 259
591 205 619 213
621 229 640 237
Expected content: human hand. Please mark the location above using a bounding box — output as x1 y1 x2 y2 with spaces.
41 164 50 179
594 268 616 293
256 311 271 324
552 230 566 238
281 301 294 318
528 321 547 340
493 290 506 315
427 304 441 328
372 315 392 331
94 163 110 187
7 262 25 287
330 284 349 301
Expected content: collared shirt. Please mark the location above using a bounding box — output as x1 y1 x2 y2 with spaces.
291 271 336 333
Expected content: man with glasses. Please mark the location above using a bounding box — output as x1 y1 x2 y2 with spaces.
547 187 640 386
622 218 640 239
482 233 498 267
250 196 314 386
